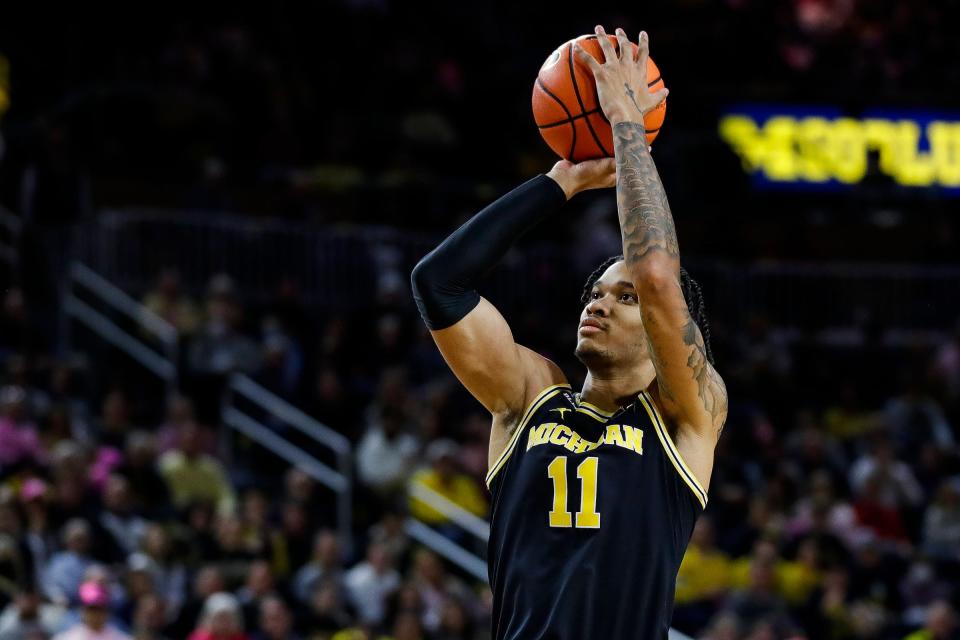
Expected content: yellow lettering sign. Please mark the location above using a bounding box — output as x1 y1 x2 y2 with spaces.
719 111 960 188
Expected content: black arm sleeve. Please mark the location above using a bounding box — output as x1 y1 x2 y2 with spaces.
411 174 567 330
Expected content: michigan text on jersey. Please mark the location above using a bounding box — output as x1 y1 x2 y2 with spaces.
526 423 644 455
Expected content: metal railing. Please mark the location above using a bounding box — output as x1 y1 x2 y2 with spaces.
221 373 353 550
62 261 357 551
405 482 490 581
74 209 960 333
64 261 179 394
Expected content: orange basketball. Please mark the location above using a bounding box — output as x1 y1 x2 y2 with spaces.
532 34 667 162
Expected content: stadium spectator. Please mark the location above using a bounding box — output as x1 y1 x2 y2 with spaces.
137 524 187 623
209 514 257 586
116 432 171 517
922 479 960 562
904 600 958 640
52 580 131 640
98 475 147 556
674 517 732 630
796 564 855 639
130 592 170 640
235 560 276 629
0 590 64 639
158 422 236 516
850 434 924 511
254 315 304 401
367 510 409 564
344 541 400 626
356 404 420 498
238 489 274 562
142 268 201 335
188 592 247 640
302 579 353 637
723 542 797 635
250 596 299 640
435 597 472 640
292 530 343 605
273 500 312 574
407 440 487 530
699 612 741 640
171 566 226 640
900 560 953 629
20 478 56 588
0 385 45 468
155 395 214 456
884 374 955 454
42 519 95 606
409 549 472 633
95 391 135 452
188 275 260 377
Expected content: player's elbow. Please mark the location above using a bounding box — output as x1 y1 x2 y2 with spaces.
411 249 447 297
411 253 479 330
410 255 432 298
632 260 679 298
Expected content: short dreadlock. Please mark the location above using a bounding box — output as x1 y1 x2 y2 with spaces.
580 255 715 366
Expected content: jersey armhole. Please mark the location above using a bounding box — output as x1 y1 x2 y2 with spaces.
485 383 571 488
638 391 708 509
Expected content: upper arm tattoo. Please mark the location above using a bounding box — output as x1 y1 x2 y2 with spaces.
682 318 728 433
613 122 679 267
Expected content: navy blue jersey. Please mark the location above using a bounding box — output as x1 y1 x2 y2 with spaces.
487 384 706 640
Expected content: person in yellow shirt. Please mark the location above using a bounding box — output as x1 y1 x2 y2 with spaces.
158 422 236 515
676 517 733 605
408 439 487 527
674 516 733 631
730 538 821 606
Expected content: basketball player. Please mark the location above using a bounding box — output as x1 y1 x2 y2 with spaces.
411 26 727 640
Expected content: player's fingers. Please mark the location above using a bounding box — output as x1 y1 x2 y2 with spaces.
649 87 669 106
614 28 631 62
637 31 650 69
594 25 617 63
598 158 617 185
573 44 602 74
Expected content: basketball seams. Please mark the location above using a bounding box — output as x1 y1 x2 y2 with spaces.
566 44 611 157
535 78 578 160
537 108 603 130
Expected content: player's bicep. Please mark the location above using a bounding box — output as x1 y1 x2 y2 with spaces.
430 296 559 417
639 275 727 435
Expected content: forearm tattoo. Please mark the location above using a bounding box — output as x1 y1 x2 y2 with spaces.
614 121 728 433
613 122 679 266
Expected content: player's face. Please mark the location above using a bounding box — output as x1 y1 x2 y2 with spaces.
574 261 649 368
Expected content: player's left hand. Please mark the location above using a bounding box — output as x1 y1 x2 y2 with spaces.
546 157 616 199
574 26 668 127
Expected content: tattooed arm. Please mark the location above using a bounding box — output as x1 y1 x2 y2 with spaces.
576 27 728 441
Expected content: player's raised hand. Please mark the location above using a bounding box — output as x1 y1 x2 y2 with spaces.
574 27 668 127
546 158 616 199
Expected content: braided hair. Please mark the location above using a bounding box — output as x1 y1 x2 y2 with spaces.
580 255 715 366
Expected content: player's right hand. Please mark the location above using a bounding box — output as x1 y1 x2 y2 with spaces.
546 158 616 199
574 26 668 127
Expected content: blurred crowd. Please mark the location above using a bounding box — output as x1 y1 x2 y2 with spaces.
0 250 958 640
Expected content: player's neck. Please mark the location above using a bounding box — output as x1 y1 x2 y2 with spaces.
580 363 655 412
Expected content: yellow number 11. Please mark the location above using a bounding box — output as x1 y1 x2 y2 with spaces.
547 456 601 529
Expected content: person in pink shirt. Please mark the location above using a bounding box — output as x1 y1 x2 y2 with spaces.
52 581 131 640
